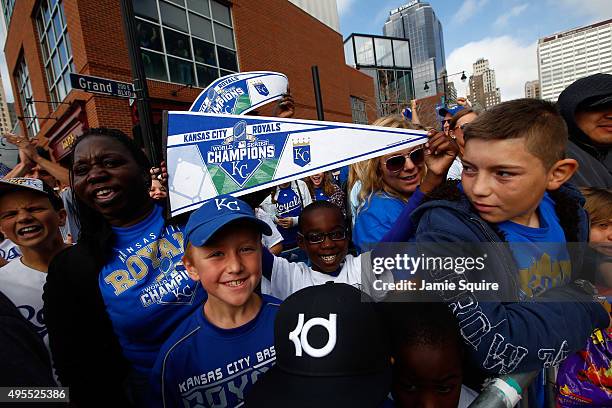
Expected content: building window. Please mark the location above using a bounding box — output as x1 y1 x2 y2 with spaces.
36 0 74 111
350 96 368 124
1 0 15 26
133 0 238 88
15 58 39 137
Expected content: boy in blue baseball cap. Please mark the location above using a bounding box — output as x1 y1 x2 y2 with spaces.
150 194 281 408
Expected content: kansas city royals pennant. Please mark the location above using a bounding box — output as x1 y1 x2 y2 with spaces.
189 71 288 115
165 111 427 217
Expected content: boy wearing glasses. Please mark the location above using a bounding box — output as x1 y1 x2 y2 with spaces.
260 200 393 300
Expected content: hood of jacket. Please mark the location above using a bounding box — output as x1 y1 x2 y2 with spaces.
557 73 612 162
411 180 588 244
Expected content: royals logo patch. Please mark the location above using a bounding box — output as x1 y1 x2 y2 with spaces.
253 81 270 96
292 138 311 167
206 120 276 187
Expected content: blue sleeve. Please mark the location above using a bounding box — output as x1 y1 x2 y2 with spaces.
353 196 406 252
262 247 274 281
413 208 610 374
381 187 425 243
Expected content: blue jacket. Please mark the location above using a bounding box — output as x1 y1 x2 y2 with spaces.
410 181 610 375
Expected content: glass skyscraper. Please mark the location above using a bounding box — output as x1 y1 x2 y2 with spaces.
383 0 446 99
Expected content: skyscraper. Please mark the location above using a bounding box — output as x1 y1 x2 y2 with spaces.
0 71 13 135
383 0 446 99
538 18 612 101
525 80 541 99
467 58 501 109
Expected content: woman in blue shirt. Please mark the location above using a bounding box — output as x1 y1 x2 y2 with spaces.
44 128 205 407
353 116 456 252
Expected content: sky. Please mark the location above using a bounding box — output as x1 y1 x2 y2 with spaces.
338 0 612 100
0 1 611 104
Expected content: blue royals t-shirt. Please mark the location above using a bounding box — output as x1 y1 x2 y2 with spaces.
314 187 329 202
99 204 206 374
275 185 304 247
497 192 571 299
150 294 280 408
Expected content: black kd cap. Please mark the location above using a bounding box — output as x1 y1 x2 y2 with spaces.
245 283 391 407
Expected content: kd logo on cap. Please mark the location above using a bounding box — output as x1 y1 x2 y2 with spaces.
288 314 337 358
215 197 240 211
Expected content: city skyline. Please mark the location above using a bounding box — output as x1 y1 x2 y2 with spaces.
339 0 612 101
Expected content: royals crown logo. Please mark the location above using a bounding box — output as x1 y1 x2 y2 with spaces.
252 81 270 96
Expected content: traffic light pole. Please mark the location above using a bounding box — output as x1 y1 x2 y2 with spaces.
120 0 159 165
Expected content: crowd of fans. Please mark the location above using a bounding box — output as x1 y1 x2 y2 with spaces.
0 73 610 408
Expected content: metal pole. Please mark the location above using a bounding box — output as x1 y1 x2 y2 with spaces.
311 66 324 120
442 74 447 107
120 0 159 165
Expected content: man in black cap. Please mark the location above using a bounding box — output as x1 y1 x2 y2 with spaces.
245 283 391 407
557 73 612 188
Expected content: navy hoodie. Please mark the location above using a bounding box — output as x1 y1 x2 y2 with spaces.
409 181 610 375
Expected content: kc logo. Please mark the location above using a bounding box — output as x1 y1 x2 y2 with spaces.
292 138 311 167
215 198 240 211
289 313 337 358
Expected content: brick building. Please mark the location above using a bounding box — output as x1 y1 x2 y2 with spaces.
3 0 375 164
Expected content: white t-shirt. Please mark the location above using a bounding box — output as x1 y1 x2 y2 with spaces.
261 253 392 301
0 259 48 349
0 238 21 262
255 207 283 249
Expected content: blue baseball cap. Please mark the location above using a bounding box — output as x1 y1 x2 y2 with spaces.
184 194 272 247
438 105 464 118
402 107 412 121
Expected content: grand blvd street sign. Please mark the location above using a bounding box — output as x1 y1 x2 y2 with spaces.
70 73 135 98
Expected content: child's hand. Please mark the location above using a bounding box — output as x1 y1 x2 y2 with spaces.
150 161 168 185
277 217 292 229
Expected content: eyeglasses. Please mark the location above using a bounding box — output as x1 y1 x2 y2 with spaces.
453 123 469 131
384 148 425 172
298 228 347 244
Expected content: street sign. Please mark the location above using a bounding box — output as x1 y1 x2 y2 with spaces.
70 73 136 98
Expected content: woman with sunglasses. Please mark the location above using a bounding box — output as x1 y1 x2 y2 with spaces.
353 115 457 252
447 109 479 180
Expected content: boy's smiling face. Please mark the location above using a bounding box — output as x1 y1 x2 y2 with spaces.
298 207 349 273
183 221 262 308
461 138 553 226
0 189 65 249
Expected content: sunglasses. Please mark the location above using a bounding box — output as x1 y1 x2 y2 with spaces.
453 123 469 131
384 148 425 172
298 228 347 244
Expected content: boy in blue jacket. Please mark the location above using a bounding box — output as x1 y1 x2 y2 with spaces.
411 99 610 378
150 195 281 408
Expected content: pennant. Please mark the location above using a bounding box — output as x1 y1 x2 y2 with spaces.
165 112 427 217
189 71 288 115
